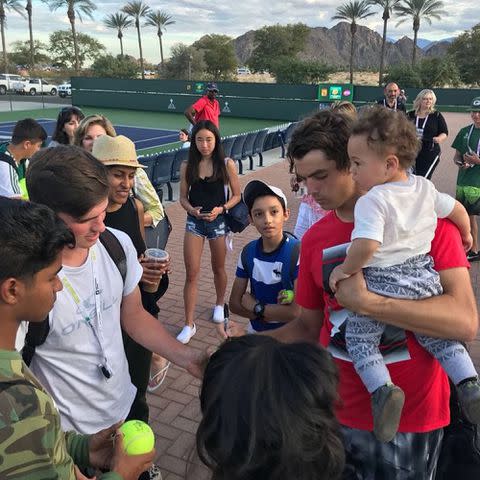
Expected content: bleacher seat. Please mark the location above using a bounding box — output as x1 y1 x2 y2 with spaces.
229 133 248 174
279 122 298 158
152 150 176 201
250 129 269 167
168 148 189 201
241 131 258 170
221 136 236 158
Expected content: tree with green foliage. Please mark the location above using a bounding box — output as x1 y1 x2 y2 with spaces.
122 0 150 80
269 57 334 84
103 13 132 57
418 56 460 87
369 0 402 85
332 1 374 84
394 0 445 67
91 54 138 78
0 0 25 71
248 23 309 73
10 39 49 66
448 23 480 86
385 62 422 87
144 10 174 66
193 34 237 80
48 30 105 70
42 0 96 74
163 43 205 80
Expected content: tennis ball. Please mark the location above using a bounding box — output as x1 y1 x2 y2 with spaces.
280 289 294 304
119 420 155 455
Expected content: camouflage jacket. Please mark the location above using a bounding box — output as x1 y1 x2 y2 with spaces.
0 349 121 479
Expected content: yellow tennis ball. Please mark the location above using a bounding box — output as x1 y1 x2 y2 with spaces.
119 420 155 455
280 289 294 304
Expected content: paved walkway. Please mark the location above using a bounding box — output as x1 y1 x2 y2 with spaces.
148 113 480 479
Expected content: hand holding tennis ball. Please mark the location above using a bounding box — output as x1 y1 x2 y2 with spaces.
120 420 155 455
278 289 294 305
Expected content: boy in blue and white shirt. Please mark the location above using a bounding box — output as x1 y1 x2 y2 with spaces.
229 180 300 332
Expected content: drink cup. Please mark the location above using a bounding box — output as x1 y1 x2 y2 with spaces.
143 248 169 293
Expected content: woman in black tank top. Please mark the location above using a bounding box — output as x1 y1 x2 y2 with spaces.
178 120 241 344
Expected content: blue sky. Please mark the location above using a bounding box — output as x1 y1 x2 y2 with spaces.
5 1 477 64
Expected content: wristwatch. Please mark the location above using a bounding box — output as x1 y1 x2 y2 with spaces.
253 302 265 318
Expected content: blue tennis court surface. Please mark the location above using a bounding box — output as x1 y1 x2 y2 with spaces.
0 118 179 151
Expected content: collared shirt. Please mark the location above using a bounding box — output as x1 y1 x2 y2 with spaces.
192 95 220 127
133 168 164 227
0 142 21 197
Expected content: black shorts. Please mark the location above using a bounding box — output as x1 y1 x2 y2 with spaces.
341 425 443 480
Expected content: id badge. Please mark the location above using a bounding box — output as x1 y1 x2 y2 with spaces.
416 127 424 139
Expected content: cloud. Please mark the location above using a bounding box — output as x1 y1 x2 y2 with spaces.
3 0 476 64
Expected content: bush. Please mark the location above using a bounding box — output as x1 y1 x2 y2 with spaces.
91 54 139 79
384 63 422 88
270 57 334 84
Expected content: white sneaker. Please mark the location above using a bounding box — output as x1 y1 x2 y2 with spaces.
212 305 224 323
176 324 197 344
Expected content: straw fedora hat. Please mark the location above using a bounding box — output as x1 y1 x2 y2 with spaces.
92 134 146 168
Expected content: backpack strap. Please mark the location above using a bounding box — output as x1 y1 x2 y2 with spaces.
281 233 300 291
0 151 17 170
22 229 128 365
0 379 35 394
99 228 127 284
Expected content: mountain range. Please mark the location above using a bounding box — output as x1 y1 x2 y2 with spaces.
233 22 453 69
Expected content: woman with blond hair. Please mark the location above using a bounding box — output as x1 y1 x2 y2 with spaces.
407 89 448 179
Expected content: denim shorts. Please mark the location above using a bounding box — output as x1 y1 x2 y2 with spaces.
185 214 227 240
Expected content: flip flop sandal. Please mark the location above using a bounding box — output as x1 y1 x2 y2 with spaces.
147 361 171 393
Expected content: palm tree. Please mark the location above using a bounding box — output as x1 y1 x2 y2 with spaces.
144 10 175 66
122 1 150 80
0 0 25 71
332 0 375 84
25 0 34 68
394 0 445 66
369 0 402 85
42 0 96 74
103 12 132 57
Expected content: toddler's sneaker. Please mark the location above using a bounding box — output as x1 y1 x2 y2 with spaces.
457 378 480 424
212 305 224 323
176 324 196 344
371 383 405 443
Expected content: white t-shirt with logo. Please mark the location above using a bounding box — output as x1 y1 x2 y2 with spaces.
30 228 142 434
352 175 455 268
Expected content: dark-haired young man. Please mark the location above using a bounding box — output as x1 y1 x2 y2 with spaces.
270 110 478 479
0 118 47 198
24 146 206 444
0 197 154 479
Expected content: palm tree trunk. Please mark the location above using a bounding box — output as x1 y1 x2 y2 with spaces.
412 27 418 67
0 19 7 72
119 32 124 57
159 32 164 66
136 20 145 80
67 6 80 74
379 18 388 86
27 1 34 68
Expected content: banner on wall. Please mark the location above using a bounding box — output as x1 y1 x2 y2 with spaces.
317 84 354 102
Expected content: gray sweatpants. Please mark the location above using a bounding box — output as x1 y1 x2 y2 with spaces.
345 254 477 393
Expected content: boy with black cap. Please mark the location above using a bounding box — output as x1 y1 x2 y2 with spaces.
229 180 300 333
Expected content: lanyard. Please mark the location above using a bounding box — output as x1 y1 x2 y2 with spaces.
415 115 429 130
384 98 397 111
61 247 113 378
466 124 480 155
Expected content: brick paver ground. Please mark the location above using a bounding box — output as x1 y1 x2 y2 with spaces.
149 113 480 479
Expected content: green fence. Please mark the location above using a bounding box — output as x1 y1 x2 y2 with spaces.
71 77 480 122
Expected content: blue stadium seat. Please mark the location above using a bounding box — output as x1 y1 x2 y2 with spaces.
139 155 156 185
241 131 258 170
250 129 269 167
279 122 299 158
221 136 236 158
169 148 189 200
229 133 248 174
263 131 277 152
152 150 176 201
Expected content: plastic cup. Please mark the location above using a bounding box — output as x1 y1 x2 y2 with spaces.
143 248 169 293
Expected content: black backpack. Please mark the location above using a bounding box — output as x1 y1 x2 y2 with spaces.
22 229 127 366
